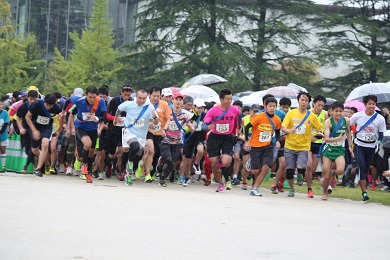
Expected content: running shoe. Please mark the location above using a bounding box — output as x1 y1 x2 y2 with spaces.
321 194 328 201
362 192 369 201
58 164 65 173
193 164 201 175
288 189 295 197
380 186 390 192
21 165 27 174
271 185 278 194
0 166 5 172
118 170 126 181
106 167 112 178
34 168 43 177
125 173 132 186
183 178 190 187
349 183 355 188
226 181 232 190
135 161 144 179
330 179 337 188
308 189 314 198
297 174 303 186
80 173 86 180
177 176 185 185
92 171 99 178
250 188 262 196
241 183 248 190
81 164 88 175
278 180 284 192
327 185 333 194
144 174 152 183
65 166 72 175
159 180 167 187
371 183 376 191
45 165 50 175
216 183 226 192
190 174 197 183
86 173 93 183
232 177 240 186
98 172 105 180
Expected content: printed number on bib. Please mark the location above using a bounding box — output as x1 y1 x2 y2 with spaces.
131 118 144 128
37 115 50 125
361 133 376 142
149 122 161 132
169 121 179 131
216 123 229 134
295 124 306 135
195 122 202 131
115 117 125 127
259 132 272 142
82 112 96 122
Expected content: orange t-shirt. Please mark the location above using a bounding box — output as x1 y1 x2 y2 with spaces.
148 100 171 136
249 112 282 148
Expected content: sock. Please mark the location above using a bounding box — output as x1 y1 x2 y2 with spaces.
233 174 238 179
87 157 94 172
82 149 88 164
221 167 230 182
1 154 6 167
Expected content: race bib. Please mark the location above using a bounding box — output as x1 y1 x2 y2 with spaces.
216 123 229 134
195 122 202 131
149 122 161 132
37 115 50 125
295 124 306 135
131 118 145 128
82 112 96 122
0 119 3 127
115 117 126 127
361 133 376 142
259 132 272 142
169 121 179 131
329 136 344 146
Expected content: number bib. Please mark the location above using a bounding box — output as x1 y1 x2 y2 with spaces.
295 124 306 135
259 132 272 142
131 118 144 128
149 122 161 132
82 112 96 122
195 122 202 131
216 123 229 134
114 117 126 127
37 115 50 125
361 133 376 142
329 136 344 146
0 119 4 127
169 121 179 131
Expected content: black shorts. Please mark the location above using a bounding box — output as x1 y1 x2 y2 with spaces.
249 145 274 170
277 148 284 159
310 142 322 155
97 135 108 151
20 131 31 151
207 133 237 158
31 127 52 148
160 143 182 163
183 136 204 159
107 131 122 155
76 128 97 153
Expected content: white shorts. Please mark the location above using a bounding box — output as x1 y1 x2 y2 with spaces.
122 128 146 149
0 139 9 147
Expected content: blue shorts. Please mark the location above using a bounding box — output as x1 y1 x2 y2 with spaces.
31 127 53 148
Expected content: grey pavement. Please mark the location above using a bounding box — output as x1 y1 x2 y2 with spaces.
0 172 389 260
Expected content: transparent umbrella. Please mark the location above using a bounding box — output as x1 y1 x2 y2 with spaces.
182 74 228 87
179 85 219 100
264 86 298 98
345 83 390 103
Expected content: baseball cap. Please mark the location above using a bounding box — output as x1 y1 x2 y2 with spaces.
161 88 173 97
19 90 28 97
28 86 39 92
251 104 261 112
173 92 185 99
193 98 206 107
73 87 84 97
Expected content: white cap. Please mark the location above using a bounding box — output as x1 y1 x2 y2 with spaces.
193 98 206 107
161 88 173 97
73 88 84 97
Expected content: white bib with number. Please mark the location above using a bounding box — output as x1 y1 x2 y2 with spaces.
259 132 272 142
82 112 96 122
131 118 144 128
216 123 229 134
115 117 126 127
361 133 376 142
295 124 306 135
149 122 161 132
329 136 344 146
169 121 179 131
37 115 50 125
195 122 202 131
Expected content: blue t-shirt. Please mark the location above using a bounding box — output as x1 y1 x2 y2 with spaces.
118 101 156 139
73 97 107 131
0 110 10 141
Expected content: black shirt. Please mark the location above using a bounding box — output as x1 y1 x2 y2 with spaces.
107 96 129 134
29 100 62 129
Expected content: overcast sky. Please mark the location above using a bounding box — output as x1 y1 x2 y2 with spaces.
312 0 333 4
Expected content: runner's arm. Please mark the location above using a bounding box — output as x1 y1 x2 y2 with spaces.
244 123 252 141
0 123 8 134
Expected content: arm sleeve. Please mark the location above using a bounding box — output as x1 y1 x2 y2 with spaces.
275 129 280 142
244 123 253 141
0 123 8 134
99 111 106 122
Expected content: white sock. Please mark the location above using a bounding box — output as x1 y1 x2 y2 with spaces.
1 154 6 167
233 174 238 179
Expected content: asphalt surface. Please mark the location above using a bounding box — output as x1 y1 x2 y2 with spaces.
1 171 389 260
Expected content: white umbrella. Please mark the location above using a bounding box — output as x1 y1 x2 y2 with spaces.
182 74 228 88
345 83 390 103
179 85 218 100
287 83 308 93
239 90 266 105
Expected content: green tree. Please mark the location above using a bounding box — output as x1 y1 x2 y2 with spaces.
44 48 70 94
65 0 122 93
316 0 390 96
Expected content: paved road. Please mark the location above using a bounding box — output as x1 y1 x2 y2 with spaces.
0 172 389 260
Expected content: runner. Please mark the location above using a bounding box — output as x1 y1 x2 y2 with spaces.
67 86 107 183
0 99 10 171
158 92 195 187
161 88 173 108
321 101 353 200
244 97 282 196
25 94 63 177
350 95 386 201
202 89 241 192
281 91 323 198
113 88 159 186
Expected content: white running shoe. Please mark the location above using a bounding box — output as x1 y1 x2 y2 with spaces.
98 172 105 180
65 167 72 175
192 164 201 175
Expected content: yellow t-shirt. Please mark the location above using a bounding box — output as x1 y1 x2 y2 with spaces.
282 109 322 151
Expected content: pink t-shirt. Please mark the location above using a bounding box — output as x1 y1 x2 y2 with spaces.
9 100 24 117
204 105 241 135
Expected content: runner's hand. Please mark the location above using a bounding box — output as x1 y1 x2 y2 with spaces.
32 130 41 141
20 128 26 135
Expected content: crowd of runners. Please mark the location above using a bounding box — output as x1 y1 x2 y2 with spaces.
1 85 390 201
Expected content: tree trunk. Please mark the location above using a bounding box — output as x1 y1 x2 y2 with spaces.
253 0 267 91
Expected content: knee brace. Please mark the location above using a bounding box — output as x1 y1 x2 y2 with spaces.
297 168 305 177
286 169 295 180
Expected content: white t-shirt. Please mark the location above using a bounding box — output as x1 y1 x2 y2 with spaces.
350 111 386 148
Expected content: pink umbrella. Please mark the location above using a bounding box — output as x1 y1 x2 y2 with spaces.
264 86 298 98
170 87 181 95
344 100 379 112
